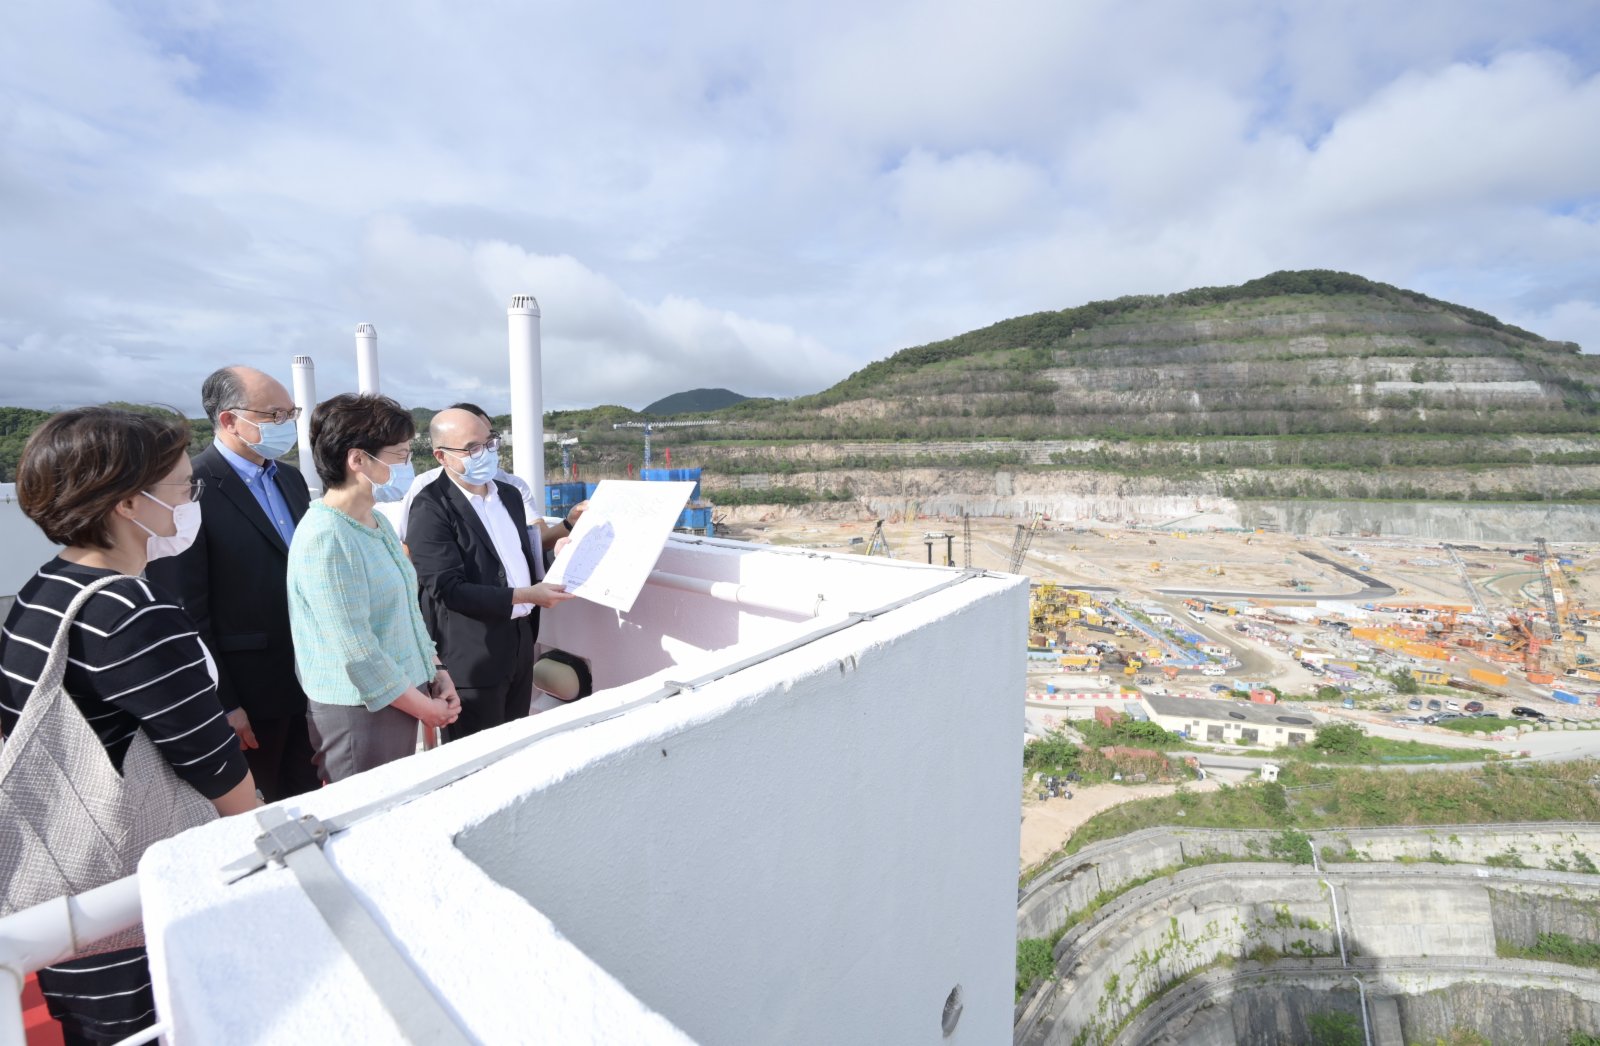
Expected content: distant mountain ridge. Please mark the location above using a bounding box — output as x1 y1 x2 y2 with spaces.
643 388 749 415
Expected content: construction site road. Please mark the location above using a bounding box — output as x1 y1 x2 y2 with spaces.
1189 723 1600 776
1154 551 1398 602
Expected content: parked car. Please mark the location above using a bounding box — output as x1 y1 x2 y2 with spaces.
1445 700 1460 711
1407 698 1423 711
1511 706 1549 721
1464 701 1484 714
1426 699 1443 712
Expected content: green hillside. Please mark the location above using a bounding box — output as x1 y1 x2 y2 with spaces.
643 388 749 415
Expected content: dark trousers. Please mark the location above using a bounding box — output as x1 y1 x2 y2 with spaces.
243 711 320 802
450 617 536 741
307 698 422 783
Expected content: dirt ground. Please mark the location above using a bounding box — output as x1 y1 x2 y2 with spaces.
1018 779 1224 871
721 515 1597 613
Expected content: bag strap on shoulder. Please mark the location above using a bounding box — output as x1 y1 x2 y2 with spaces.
33 574 141 698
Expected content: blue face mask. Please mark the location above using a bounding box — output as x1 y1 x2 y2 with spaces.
453 449 499 485
369 457 414 503
242 416 298 460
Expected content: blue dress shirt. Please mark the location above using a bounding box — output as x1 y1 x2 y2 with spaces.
215 440 298 546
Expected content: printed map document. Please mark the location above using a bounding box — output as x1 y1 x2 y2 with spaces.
544 480 696 611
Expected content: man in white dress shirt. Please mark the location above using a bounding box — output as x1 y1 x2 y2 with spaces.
406 409 574 739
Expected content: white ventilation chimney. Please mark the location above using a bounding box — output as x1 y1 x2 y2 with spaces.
355 323 379 395
507 296 545 494
290 355 320 495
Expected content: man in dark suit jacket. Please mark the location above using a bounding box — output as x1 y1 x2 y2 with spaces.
146 365 317 801
407 408 574 739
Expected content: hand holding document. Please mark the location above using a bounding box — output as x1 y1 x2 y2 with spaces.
544 480 696 611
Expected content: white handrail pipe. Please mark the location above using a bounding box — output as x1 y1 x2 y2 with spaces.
0 876 142 976
1 876 142 1046
646 569 827 620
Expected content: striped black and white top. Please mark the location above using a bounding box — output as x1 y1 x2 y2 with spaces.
1 557 248 799
1 558 250 1041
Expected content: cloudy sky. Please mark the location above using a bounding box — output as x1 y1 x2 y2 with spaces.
2 0 1598 415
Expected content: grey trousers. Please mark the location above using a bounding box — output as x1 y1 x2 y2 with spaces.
307 697 421 784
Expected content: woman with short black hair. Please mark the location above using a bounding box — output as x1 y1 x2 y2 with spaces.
1 406 258 1045
286 393 459 781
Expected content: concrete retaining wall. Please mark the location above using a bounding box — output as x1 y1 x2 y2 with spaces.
1133 962 1600 1046
1019 824 1600 941
1016 826 1600 1046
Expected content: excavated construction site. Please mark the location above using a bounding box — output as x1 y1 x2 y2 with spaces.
1014 825 1600 1046
721 510 1600 1044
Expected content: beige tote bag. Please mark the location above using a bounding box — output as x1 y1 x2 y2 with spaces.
0 574 218 953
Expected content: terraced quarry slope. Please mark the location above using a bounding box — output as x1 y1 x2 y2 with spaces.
555 271 1600 529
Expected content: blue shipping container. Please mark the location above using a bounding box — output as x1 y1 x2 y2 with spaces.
641 467 702 501
544 481 593 515
677 505 712 533
1553 689 1582 705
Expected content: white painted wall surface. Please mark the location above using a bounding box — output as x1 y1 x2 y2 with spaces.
0 494 61 601
136 540 1025 1044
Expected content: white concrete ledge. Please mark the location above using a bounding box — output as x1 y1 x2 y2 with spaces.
139 538 1027 1044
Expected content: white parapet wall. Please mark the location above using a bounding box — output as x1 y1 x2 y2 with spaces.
0 490 60 604
137 536 1026 1044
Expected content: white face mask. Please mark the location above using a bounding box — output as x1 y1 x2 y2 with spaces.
239 415 299 460
134 492 202 561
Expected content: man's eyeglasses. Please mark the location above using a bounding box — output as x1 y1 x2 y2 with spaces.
151 477 206 503
230 406 303 425
437 436 502 462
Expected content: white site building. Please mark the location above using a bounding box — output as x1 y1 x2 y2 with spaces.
1143 693 1322 747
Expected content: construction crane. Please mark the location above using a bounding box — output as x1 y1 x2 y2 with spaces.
611 419 722 469
1006 512 1043 574
544 433 581 476
1536 537 1580 669
866 520 893 558
1444 543 1489 619
1507 612 1547 678
962 512 973 569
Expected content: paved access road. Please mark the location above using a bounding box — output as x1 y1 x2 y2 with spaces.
1156 550 1397 602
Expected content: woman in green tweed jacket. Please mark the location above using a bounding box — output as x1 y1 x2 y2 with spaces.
287 393 461 782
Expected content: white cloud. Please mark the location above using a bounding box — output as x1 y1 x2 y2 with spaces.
347 217 850 411
0 0 1597 418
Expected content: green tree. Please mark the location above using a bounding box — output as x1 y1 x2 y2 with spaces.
1387 670 1420 694
1024 731 1081 773
1312 722 1369 756
1269 828 1314 864
1015 937 1054 999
